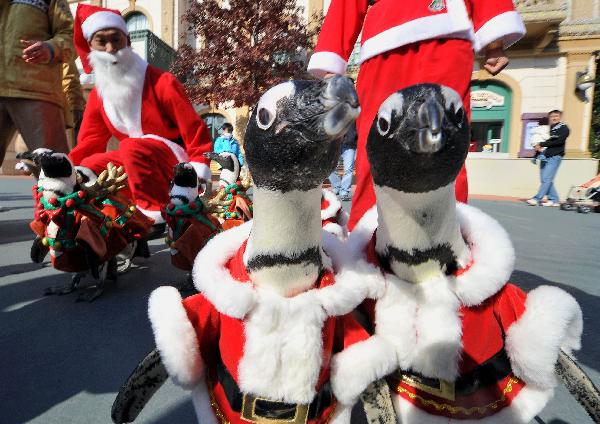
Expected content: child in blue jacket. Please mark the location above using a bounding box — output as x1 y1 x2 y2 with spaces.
214 123 244 166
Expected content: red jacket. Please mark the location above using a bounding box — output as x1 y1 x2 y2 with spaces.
308 0 525 76
70 64 212 180
149 222 383 424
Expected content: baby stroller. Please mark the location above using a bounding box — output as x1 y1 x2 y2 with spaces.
560 173 600 213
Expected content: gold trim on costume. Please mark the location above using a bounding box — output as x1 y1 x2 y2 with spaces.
395 377 520 416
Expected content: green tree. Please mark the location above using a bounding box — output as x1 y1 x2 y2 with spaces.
171 0 320 108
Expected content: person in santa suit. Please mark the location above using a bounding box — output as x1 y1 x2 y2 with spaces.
68 4 213 229
308 0 526 230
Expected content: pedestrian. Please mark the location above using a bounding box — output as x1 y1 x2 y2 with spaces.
308 0 525 230
0 0 74 167
214 123 244 166
527 110 569 207
68 4 213 231
62 61 86 149
328 121 356 201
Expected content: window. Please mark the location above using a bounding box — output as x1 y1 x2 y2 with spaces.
125 12 149 32
202 113 228 140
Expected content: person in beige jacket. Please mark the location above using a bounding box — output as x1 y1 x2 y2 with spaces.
0 0 74 166
62 60 86 149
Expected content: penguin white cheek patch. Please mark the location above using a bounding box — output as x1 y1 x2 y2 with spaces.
256 82 296 130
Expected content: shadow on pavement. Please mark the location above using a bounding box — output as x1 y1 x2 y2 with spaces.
0 193 33 202
511 269 599 376
0 248 189 424
0 219 34 244
0 261 49 278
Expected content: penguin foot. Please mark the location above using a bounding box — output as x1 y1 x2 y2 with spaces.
31 237 49 263
44 272 83 296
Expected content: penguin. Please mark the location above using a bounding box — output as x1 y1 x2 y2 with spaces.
29 152 151 301
169 162 200 205
204 151 241 188
163 162 220 273
116 77 382 424
334 84 583 424
241 75 360 295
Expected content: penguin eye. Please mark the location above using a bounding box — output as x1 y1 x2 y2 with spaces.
257 107 275 130
377 115 390 136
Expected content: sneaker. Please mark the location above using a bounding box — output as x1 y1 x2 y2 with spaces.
541 200 559 207
526 198 538 206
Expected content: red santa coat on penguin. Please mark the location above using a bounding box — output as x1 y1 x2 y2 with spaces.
148 222 384 424
69 5 213 223
331 204 583 423
308 0 526 230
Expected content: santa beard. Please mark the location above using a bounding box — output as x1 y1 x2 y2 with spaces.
88 47 146 108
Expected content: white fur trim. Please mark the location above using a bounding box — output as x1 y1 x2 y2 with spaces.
506 285 583 389
321 189 342 220
473 11 526 53
349 204 514 307
391 384 553 423
359 0 472 64
323 222 346 240
453 203 515 306
307 52 347 78
142 134 189 163
82 11 128 40
148 286 204 389
347 205 378 260
191 383 219 424
137 207 164 224
74 165 98 186
79 72 94 85
331 335 397 405
193 221 256 318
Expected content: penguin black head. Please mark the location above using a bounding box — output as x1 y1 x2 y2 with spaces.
16 148 53 165
37 152 77 197
170 162 199 204
172 162 199 188
204 152 240 187
244 76 360 192
39 152 74 179
367 84 469 193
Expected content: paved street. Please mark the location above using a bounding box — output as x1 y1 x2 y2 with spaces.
1 176 599 424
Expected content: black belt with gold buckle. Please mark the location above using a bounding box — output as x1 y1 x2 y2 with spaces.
393 347 512 400
216 357 333 423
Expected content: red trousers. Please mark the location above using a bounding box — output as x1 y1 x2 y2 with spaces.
349 38 472 230
80 137 179 223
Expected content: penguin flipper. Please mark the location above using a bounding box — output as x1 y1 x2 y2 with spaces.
111 348 169 424
30 236 49 263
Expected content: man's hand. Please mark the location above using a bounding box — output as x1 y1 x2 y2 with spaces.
21 40 52 64
534 144 543 152
483 42 509 76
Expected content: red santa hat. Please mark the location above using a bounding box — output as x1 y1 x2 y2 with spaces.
74 4 128 84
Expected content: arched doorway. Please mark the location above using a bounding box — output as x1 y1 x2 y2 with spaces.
202 113 229 141
470 81 512 154
125 12 149 32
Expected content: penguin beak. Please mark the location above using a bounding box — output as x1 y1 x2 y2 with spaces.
321 76 360 137
16 151 35 161
416 95 445 153
204 152 220 161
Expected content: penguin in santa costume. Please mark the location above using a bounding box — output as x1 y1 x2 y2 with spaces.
144 77 385 424
332 84 583 423
69 4 213 227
